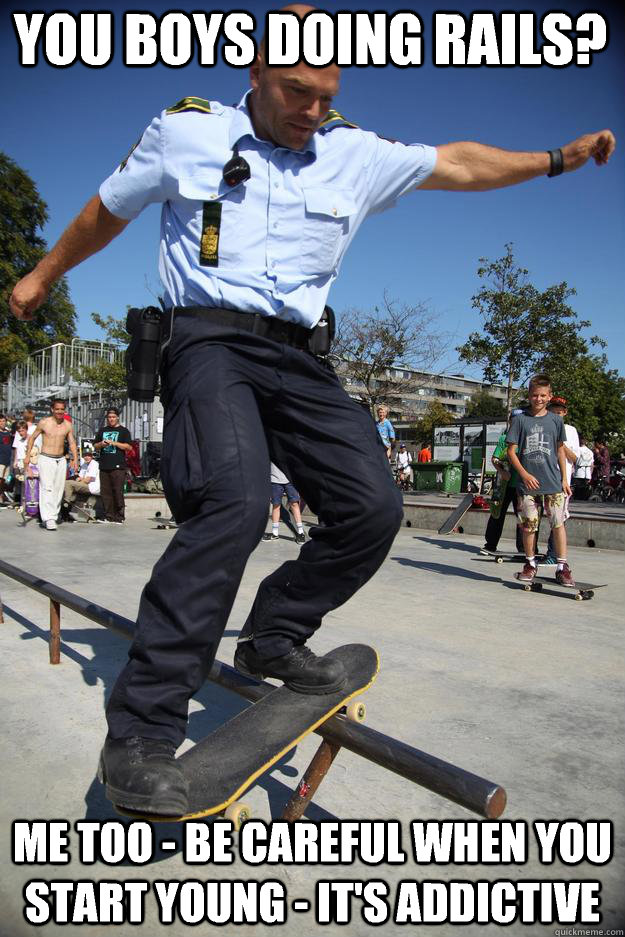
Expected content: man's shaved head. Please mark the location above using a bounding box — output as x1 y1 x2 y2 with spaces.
250 4 340 151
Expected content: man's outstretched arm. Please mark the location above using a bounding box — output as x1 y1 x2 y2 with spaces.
10 195 129 320
420 129 615 191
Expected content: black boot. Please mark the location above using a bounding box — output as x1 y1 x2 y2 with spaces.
234 642 346 695
98 736 188 815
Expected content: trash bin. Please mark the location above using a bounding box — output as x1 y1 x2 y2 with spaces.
412 461 465 493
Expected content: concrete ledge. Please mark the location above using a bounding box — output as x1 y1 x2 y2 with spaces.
399 499 625 551
126 493 625 551
124 494 169 518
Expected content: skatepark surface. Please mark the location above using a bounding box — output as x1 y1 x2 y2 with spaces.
1 508 623 935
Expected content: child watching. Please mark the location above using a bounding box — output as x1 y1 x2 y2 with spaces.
507 374 574 587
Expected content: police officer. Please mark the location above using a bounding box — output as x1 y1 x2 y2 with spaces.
10 4 615 815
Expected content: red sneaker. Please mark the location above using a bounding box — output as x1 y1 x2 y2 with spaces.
555 563 576 587
517 562 537 582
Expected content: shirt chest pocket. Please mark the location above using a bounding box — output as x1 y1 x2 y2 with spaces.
300 187 356 276
178 172 243 268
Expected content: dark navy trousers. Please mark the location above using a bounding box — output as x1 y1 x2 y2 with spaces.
106 315 403 746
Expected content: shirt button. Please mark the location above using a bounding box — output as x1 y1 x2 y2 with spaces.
273 222 278 229
274 182 279 189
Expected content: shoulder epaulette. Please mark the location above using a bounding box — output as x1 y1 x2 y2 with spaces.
166 96 212 115
319 109 359 132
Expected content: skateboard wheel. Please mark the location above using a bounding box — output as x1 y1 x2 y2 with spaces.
345 700 366 723
575 593 583 601
224 802 251 830
496 557 503 564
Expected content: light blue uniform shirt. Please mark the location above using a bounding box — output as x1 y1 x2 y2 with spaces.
100 92 437 328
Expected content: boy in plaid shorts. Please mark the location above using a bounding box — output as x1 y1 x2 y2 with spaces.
506 374 575 587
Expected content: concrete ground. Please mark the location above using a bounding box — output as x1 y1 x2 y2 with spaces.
0 507 623 935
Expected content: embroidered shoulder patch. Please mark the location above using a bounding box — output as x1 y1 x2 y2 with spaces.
319 109 359 132
166 96 212 115
119 137 141 172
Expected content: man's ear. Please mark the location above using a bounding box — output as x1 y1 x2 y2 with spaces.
250 57 262 91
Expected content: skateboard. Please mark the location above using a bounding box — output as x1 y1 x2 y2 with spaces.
151 512 178 529
112 643 378 824
480 549 546 564
438 493 474 534
513 573 607 601
69 502 96 523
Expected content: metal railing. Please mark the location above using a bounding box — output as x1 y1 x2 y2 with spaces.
0 558 506 819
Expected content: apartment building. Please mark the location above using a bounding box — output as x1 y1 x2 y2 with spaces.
338 362 510 422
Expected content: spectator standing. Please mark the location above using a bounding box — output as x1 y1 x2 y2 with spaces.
396 443 413 487
507 374 574 586
482 409 525 555
93 408 132 524
12 407 35 443
543 396 580 564
24 399 78 531
375 405 395 460
573 438 594 499
263 462 306 543
0 414 13 507
593 441 611 482
418 445 432 463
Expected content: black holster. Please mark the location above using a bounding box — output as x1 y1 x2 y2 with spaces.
308 305 335 357
125 306 163 402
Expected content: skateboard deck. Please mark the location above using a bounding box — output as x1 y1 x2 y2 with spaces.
513 573 607 601
150 512 178 529
438 493 474 534
115 643 379 822
70 502 96 523
480 550 546 564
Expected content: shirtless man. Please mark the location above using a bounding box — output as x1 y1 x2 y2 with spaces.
24 399 78 531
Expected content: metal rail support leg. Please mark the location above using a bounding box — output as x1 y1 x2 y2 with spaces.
49 599 61 665
281 739 341 822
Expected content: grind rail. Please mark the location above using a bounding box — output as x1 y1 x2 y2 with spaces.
0 558 507 820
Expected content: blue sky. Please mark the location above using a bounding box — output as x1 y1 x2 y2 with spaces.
2 0 624 379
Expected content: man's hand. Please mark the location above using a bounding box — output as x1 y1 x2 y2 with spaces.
10 271 52 321
70 459 78 473
9 195 129 323
563 481 572 497
523 472 540 491
562 130 615 172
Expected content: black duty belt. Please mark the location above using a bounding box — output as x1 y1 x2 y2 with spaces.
173 305 313 350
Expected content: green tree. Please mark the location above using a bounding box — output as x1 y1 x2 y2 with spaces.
333 293 445 415
538 344 625 447
457 244 589 414
412 401 454 446
0 151 76 380
463 389 507 421
72 313 128 399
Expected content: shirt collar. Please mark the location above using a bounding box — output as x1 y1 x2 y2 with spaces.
232 90 317 159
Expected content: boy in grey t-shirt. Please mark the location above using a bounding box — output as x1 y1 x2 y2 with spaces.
507 374 574 586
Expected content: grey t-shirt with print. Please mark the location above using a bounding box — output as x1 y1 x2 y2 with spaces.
506 411 566 495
